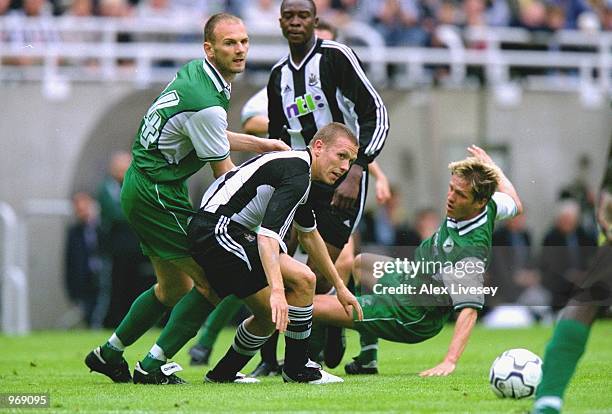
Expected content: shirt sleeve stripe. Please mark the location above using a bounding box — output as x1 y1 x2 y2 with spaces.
453 302 484 311
321 41 389 157
325 41 388 156
197 151 230 162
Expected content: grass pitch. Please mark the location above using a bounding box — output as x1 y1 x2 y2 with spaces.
1 322 611 413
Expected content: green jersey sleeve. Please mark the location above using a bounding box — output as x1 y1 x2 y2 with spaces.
183 106 230 162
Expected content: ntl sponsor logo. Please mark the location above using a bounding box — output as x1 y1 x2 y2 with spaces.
285 93 325 119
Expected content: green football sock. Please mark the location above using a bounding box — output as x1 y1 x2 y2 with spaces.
141 287 215 371
535 319 591 405
141 344 167 372
197 295 242 348
101 286 169 363
355 331 378 364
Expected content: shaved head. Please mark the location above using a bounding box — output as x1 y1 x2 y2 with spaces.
204 12 243 43
281 0 316 15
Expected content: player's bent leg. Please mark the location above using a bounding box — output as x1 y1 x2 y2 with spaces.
313 295 356 328
189 295 243 366
281 302 344 385
278 262 342 384
150 257 194 306
134 258 224 383
533 314 592 414
134 288 218 384
86 256 189 383
533 246 611 413
281 254 316 305
250 254 314 376
534 303 601 411
206 289 275 384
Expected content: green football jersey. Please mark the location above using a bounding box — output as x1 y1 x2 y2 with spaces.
412 192 518 311
131 58 232 183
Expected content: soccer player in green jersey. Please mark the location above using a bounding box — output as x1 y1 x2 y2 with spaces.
532 142 612 414
311 145 523 376
85 13 289 384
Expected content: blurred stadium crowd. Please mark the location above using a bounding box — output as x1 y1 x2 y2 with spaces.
2 0 610 44
2 0 610 87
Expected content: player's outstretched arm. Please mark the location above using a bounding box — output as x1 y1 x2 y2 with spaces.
257 234 289 333
297 229 363 321
419 307 478 377
467 145 523 215
226 130 290 153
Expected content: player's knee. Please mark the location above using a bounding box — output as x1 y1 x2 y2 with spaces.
156 282 191 306
294 269 316 297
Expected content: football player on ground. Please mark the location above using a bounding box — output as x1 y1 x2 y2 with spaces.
312 145 523 376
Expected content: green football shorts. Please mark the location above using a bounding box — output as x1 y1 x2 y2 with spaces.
121 166 194 260
353 272 449 344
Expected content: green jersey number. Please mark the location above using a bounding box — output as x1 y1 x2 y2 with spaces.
139 90 180 149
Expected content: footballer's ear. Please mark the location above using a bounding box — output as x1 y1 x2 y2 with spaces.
203 42 214 59
311 138 324 154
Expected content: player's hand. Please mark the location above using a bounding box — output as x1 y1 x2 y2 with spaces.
332 165 363 210
262 138 290 152
375 173 391 205
270 289 289 333
336 285 363 321
467 145 494 165
419 360 456 377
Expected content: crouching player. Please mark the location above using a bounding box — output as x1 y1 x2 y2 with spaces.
188 123 363 383
312 145 523 376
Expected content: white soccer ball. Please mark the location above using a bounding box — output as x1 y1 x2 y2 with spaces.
489 348 543 399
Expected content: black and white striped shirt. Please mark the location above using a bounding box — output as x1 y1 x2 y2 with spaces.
267 38 389 170
199 150 316 253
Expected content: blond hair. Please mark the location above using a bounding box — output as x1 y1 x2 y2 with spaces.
448 157 501 202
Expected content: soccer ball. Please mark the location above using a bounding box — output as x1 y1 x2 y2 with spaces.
489 348 543 399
